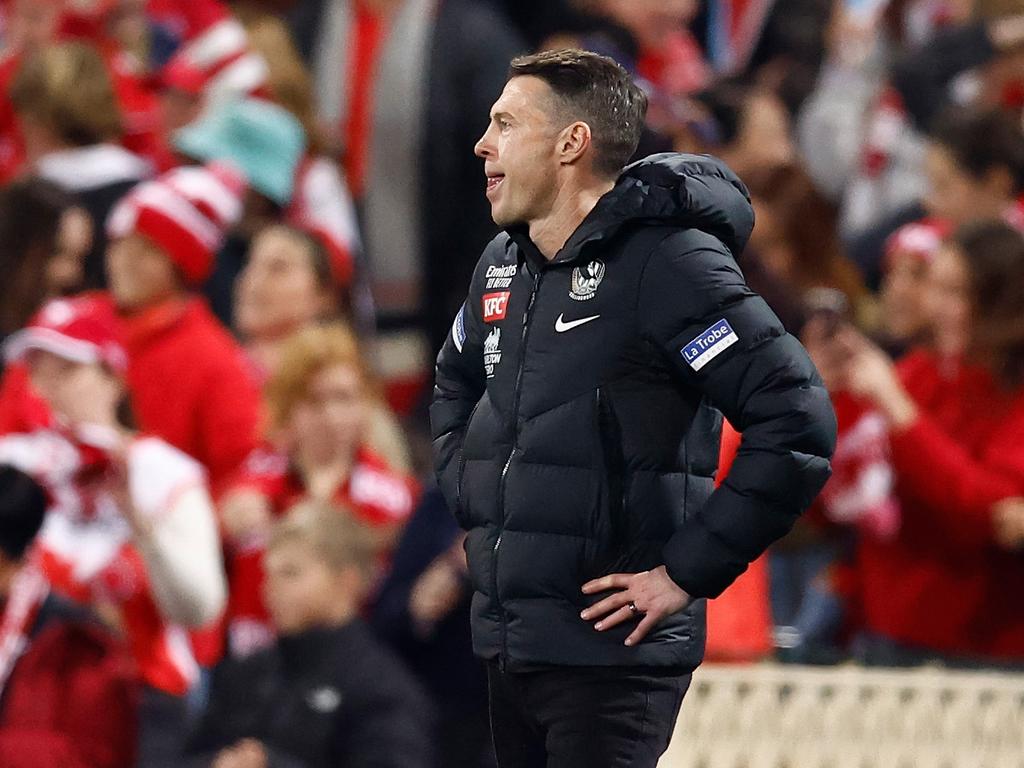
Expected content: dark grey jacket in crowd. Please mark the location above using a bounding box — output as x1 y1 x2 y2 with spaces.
180 621 432 768
431 153 837 672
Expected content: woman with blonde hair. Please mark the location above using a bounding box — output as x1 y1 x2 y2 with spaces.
220 323 417 656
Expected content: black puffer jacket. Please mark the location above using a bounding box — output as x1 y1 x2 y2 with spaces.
431 153 837 671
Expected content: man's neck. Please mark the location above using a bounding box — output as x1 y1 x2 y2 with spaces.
528 177 615 260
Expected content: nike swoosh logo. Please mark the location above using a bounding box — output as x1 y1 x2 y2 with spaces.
555 313 600 332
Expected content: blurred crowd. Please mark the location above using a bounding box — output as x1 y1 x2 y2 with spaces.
0 0 1021 766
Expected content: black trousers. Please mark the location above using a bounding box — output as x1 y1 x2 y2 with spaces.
487 662 691 768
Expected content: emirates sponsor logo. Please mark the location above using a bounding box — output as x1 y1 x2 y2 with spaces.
485 264 517 289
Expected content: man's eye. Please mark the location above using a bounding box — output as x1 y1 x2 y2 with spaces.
499 119 510 130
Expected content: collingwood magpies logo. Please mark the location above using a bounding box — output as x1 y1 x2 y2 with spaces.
569 259 606 301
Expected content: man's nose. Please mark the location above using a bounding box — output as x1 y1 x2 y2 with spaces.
474 126 494 159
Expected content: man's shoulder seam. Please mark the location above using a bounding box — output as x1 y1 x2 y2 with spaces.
483 232 513 257
471 233 517 291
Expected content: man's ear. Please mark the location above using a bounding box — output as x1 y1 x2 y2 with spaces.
557 121 593 167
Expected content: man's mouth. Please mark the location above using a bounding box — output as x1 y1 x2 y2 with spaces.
486 174 505 193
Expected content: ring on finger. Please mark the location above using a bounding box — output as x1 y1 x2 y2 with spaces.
627 601 638 615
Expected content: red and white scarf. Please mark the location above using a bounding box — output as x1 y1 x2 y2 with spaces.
0 430 205 695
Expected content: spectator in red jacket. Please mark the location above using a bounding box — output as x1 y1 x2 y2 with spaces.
1 294 228 763
104 161 262 492
814 219 1024 665
0 463 138 768
875 219 950 359
220 323 417 657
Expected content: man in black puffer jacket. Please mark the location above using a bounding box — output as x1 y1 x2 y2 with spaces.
431 49 837 768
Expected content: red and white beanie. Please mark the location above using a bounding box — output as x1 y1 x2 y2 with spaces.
5 294 127 375
162 18 269 105
883 219 950 272
106 162 247 285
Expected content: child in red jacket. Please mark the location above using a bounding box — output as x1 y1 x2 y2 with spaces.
815 220 1024 664
1 294 227 762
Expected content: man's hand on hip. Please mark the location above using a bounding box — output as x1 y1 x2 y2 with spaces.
580 566 691 646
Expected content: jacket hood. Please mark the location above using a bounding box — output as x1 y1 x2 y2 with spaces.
617 153 754 257
514 153 754 265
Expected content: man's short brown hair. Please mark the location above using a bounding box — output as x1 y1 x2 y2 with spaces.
10 42 123 146
508 48 647 179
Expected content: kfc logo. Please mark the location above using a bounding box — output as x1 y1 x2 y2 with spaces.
482 291 510 323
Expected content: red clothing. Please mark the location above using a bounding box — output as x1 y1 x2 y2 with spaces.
0 295 254 669
0 0 230 180
705 421 772 661
0 363 51 436
120 297 261 491
0 51 23 183
0 597 138 768
342 2 387 197
287 155 360 287
233 445 418 527
819 391 900 540
225 445 417 656
0 431 211 695
146 0 230 38
637 30 709 98
0 313 262 467
857 350 1024 660
108 53 166 172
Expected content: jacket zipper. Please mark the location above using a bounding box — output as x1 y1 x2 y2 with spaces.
494 267 543 671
